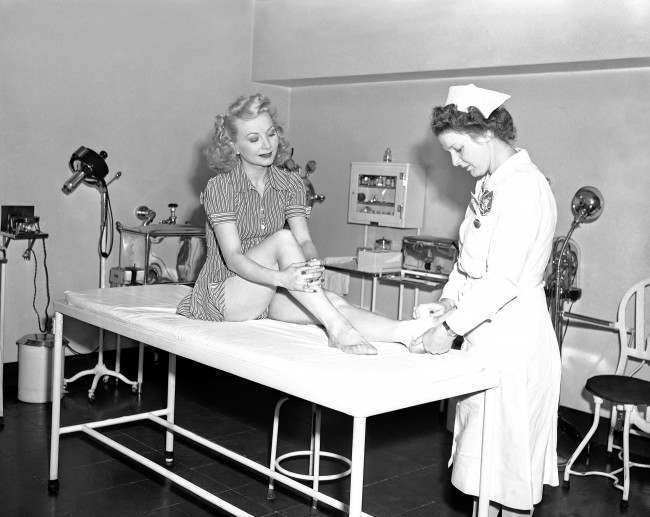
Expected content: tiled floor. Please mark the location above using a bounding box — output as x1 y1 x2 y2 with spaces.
1 349 649 516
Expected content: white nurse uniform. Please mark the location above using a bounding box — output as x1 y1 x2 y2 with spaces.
442 149 561 510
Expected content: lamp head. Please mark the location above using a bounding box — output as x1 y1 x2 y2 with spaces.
63 146 109 195
571 186 604 224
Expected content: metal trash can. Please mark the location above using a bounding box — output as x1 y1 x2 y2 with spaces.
17 333 65 403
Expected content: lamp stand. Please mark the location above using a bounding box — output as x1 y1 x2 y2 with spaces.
0 252 6 429
551 219 581 348
552 216 590 465
63 184 140 400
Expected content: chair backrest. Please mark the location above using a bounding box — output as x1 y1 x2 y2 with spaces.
615 277 650 375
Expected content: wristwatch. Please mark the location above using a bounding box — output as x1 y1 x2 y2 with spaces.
442 321 457 338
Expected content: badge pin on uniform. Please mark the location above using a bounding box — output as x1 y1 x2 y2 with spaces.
473 189 493 228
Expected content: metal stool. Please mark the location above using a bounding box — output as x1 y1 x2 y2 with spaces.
267 397 351 511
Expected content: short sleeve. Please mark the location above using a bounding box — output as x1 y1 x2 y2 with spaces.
285 171 308 219
202 174 237 226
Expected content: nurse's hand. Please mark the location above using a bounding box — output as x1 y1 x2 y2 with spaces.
412 298 455 320
410 325 454 355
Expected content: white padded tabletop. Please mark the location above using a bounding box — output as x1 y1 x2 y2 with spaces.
57 285 498 417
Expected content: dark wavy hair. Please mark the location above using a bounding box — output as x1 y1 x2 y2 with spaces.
431 104 516 143
205 93 292 173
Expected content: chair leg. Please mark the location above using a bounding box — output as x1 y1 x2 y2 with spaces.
607 405 618 455
137 342 144 395
311 405 322 512
308 404 316 478
267 396 289 500
115 335 122 385
564 397 603 487
621 405 632 508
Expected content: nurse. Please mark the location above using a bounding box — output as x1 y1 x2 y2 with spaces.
413 84 561 516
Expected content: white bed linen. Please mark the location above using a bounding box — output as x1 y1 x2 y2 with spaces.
61 285 496 418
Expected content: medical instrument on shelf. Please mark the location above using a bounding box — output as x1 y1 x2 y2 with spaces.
402 236 458 275
344 160 427 311
61 146 139 400
135 205 157 226
374 237 391 251
356 248 402 274
160 203 178 225
112 222 206 287
0 220 50 427
348 161 425 228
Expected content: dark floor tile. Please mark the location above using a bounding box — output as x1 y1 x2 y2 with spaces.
2 350 650 517
143 503 192 517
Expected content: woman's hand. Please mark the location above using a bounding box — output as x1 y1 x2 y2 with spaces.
306 258 325 287
412 298 455 320
422 325 455 355
278 261 324 292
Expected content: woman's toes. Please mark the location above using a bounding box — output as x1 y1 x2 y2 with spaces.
339 343 378 355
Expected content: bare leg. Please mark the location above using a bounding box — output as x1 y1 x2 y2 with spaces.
224 230 376 355
325 292 433 345
472 500 501 517
268 290 433 346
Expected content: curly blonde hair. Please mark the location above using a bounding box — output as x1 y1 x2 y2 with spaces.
205 93 292 173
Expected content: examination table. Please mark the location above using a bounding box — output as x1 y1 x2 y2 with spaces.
48 285 498 516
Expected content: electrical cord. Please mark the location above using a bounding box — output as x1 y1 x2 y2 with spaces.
30 239 51 333
98 182 114 259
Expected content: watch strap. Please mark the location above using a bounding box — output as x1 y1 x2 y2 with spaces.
442 320 457 338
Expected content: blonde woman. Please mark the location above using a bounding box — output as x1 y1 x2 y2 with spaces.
178 93 433 354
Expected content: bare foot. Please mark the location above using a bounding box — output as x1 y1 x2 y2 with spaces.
328 325 377 355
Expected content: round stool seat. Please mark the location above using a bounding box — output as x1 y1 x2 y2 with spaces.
275 450 351 482
586 375 650 405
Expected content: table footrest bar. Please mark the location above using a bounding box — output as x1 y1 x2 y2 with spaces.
146 413 372 516
80 425 253 517
60 408 169 435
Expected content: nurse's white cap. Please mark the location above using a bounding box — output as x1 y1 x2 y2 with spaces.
444 84 510 118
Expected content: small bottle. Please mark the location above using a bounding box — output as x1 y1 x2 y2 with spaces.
383 146 392 163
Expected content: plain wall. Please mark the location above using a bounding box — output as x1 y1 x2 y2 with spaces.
0 0 289 363
253 0 650 84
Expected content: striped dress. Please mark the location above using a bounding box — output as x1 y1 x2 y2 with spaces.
176 162 307 321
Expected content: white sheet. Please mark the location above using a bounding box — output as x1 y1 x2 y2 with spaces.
60 285 497 418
